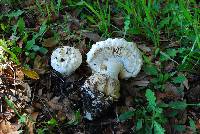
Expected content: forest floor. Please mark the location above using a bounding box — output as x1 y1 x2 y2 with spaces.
0 1 200 134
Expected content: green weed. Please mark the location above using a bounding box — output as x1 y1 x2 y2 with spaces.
119 89 199 133
77 0 111 37
119 89 166 133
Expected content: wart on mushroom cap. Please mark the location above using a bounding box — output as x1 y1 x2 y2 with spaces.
51 46 82 76
87 38 143 80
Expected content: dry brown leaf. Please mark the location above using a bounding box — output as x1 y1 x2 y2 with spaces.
81 31 100 42
21 67 39 80
138 45 151 53
196 119 200 129
15 69 24 81
0 121 21 134
42 37 58 48
33 55 48 75
47 96 62 110
132 80 149 87
33 55 42 69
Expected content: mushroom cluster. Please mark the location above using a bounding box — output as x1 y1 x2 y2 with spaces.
50 39 143 120
81 38 143 120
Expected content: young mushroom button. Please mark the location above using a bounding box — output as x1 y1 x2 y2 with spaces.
87 38 143 80
51 46 82 76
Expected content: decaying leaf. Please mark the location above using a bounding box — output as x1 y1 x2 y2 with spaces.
81 31 100 42
0 120 21 134
21 67 39 79
47 97 74 121
132 80 149 87
33 55 48 74
15 68 24 81
42 37 58 48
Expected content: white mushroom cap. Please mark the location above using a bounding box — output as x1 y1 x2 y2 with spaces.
51 46 82 76
87 38 143 79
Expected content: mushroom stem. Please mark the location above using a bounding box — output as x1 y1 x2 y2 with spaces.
101 59 122 80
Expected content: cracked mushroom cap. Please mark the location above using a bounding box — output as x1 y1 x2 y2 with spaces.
51 46 82 76
87 38 143 79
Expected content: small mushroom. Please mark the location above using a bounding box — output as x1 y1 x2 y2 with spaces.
87 38 143 79
51 46 82 76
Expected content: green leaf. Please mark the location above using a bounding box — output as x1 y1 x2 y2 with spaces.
39 47 48 54
6 10 24 18
32 45 40 52
145 89 156 111
155 48 160 57
19 115 27 124
26 39 35 50
189 118 196 133
160 54 169 62
142 55 151 64
136 119 143 131
47 118 57 126
168 101 187 110
56 0 62 15
144 65 158 76
124 15 130 37
166 49 177 58
154 121 165 134
173 75 186 84
159 17 170 29
173 125 186 132
0 40 20 64
34 22 47 39
4 96 15 109
37 128 47 134
118 111 134 122
17 17 25 34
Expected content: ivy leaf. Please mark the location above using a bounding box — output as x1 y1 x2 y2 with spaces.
118 111 134 122
145 89 156 111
